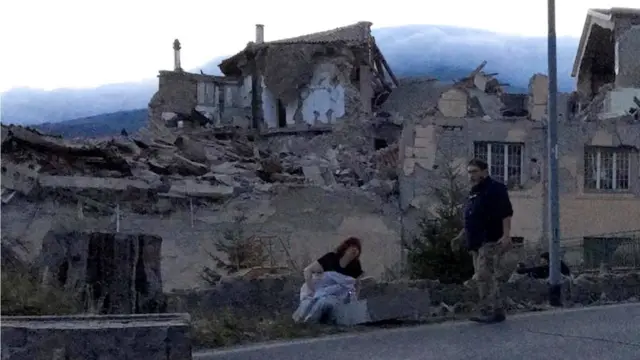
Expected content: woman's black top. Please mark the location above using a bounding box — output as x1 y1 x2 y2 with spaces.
317 252 363 279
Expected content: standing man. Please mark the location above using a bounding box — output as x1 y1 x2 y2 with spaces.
452 158 514 324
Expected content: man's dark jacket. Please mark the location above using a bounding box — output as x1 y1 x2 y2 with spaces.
463 176 514 251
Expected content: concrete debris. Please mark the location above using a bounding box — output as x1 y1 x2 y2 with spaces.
574 83 640 123
379 61 539 122
1 117 399 213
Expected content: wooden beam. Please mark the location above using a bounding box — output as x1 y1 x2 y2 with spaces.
469 60 488 78
374 56 388 85
373 42 399 87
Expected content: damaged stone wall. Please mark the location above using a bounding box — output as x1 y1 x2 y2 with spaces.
1 188 401 292
399 115 640 255
253 43 362 129
167 271 640 318
1 121 403 292
148 70 250 135
614 19 640 89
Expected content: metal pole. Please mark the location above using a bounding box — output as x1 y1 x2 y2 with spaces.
547 0 562 306
190 198 194 228
116 202 121 233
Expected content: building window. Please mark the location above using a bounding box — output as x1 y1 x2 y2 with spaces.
584 147 631 191
197 82 216 105
473 142 524 187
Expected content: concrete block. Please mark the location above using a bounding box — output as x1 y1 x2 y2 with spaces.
333 300 371 326
0 314 192 360
438 89 468 118
403 159 416 175
334 290 431 325
414 125 435 139
412 147 433 159
413 136 433 148
367 291 431 322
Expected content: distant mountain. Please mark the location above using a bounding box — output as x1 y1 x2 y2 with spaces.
34 109 147 138
2 24 579 137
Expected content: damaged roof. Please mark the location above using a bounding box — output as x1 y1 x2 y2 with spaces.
379 78 450 119
219 22 374 76
572 7 640 77
267 21 373 45
378 63 532 121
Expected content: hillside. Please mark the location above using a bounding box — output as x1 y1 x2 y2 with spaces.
2 24 579 137
34 109 147 138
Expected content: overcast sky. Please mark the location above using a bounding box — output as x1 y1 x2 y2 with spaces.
1 0 637 91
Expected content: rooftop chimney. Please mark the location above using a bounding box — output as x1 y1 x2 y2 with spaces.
173 39 183 72
255 24 264 44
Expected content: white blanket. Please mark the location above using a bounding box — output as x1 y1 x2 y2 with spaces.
292 271 356 324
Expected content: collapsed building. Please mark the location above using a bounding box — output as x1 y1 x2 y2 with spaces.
1 22 405 293
2 11 639 299
572 8 640 121
147 22 398 136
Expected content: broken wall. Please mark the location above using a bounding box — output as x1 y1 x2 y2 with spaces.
614 19 640 88
148 70 250 131
399 116 640 253
2 187 401 292
260 62 355 128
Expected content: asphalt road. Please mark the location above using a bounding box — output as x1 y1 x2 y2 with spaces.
194 303 640 360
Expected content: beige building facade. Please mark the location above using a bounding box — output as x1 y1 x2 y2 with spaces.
394 8 640 268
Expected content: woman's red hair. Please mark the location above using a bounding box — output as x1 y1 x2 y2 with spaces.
334 237 362 258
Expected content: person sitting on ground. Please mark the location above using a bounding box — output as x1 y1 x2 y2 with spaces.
516 251 571 279
303 237 364 297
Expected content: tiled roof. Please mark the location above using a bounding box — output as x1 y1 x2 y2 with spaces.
219 21 374 75
267 21 372 45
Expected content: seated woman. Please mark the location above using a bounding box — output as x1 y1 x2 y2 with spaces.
294 237 364 324
303 237 364 295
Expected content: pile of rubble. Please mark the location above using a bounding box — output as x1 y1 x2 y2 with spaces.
379 61 535 122
0 121 400 211
574 83 640 122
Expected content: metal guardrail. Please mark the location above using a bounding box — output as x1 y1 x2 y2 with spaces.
560 230 640 271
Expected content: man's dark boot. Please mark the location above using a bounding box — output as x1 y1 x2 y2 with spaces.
470 308 506 324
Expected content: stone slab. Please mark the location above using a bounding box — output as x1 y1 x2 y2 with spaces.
333 290 431 326
1 313 192 360
333 299 371 326
39 175 150 191
366 290 431 322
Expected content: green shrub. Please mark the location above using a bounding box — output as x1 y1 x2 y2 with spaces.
402 164 474 284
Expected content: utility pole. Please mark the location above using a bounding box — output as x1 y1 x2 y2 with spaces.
547 0 562 306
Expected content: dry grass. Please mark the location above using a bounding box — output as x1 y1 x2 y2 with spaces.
190 309 361 349
1 266 83 316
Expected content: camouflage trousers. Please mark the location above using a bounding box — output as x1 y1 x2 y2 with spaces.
471 242 505 312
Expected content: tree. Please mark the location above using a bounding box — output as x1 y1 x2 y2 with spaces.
201 215 269 284
402 163 474 284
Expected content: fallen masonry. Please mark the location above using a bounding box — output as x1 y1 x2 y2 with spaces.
0 313 192 360
0 117 398 210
